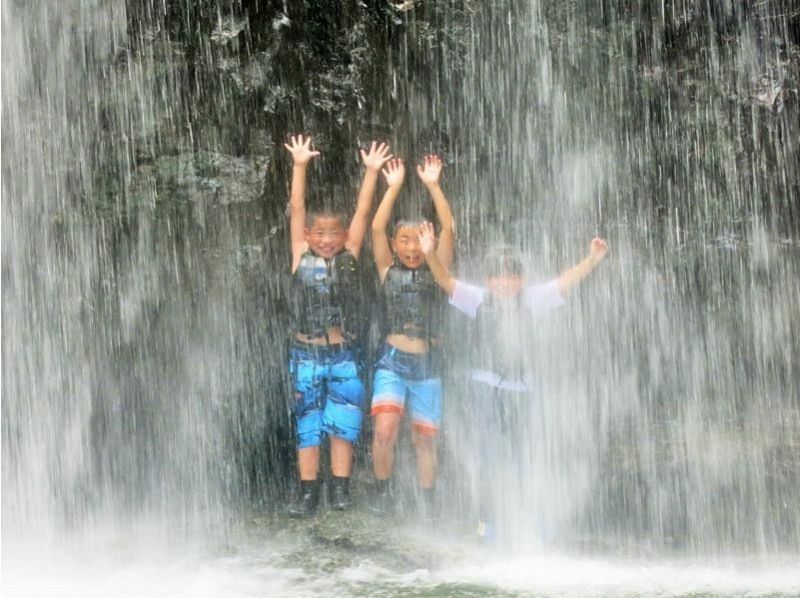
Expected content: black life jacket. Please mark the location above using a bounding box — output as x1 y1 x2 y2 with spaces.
472 294 535 382
290 249 361 340
382 262 442 341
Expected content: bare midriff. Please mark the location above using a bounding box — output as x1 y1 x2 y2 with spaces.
386 332 436 354
295 326 347 346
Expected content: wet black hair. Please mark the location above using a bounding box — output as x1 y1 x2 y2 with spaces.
305 209 348 229
483 246 524 278
391 218 424 238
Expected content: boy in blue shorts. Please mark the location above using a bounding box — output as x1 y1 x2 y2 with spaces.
284 134 392 516
369 155 455 515
418 221 609 539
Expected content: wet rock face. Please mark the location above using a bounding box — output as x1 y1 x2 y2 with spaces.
129 152 269 208
122 1 478 206
111 1 800 549
540 0 800 228
5 0 799 551
117 1 799 229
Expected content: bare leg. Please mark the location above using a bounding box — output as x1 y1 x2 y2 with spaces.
411 429 437 489
297 446 320 481
330 437 354 477
372 412 402 479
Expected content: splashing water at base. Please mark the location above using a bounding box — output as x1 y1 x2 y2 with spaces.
3 0 800 595
4 520 800 598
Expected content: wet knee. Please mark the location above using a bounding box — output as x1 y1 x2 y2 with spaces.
412 432 436 453
373 422 399 449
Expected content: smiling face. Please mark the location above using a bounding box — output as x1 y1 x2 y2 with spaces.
304 215 347 259
391 225 424 269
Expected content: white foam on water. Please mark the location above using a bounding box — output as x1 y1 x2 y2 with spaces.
2 525 305 598
431 551 800 597
3 549 314 598
6 535 800 598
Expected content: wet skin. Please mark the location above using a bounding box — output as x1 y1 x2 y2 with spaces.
304 216 347 260
387 225 431 354
391 225 424 269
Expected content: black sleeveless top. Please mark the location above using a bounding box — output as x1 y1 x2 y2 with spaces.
289 249 361 341
471 295 536 383
381 262 443 341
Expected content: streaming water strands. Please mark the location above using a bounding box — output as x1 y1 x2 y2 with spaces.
2 1 799 593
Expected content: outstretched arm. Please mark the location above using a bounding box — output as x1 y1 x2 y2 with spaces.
419 221 457 296
284 134 320 272
556 237 609 296
417 155 455 271
372 159 405 281
346 141 393 258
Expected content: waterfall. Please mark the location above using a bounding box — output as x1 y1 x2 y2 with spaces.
2 1 798 594
437 1 800 554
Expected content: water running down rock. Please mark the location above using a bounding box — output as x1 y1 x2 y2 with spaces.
2 1 799 595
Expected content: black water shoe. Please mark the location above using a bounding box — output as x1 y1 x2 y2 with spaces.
369 479 395 515
287 480 320 517
330 476 351 511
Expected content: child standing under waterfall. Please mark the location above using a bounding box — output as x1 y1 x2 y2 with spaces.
369 155 455 517
418 222 609 539
284 134 393 516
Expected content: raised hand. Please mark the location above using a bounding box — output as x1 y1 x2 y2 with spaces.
418 221 436 256
381 159 406 188
416 154 443 186
589 237 609 263
284 134 320 166
361 141 393 171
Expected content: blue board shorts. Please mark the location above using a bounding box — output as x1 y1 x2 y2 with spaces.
289 343 365 449
370 344 442 436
